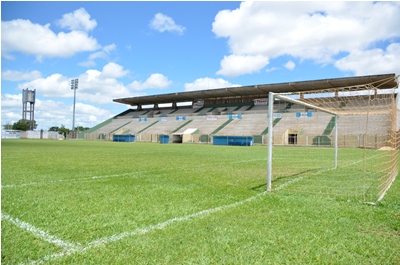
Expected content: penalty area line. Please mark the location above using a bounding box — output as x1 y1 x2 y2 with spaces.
1 213 81 251
2 158 266 189
24 191 267 265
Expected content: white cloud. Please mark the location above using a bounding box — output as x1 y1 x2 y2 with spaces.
1 94 21 109
1 19 100 60
265 67 279 73
79 43 116 67
149 13 185 35
1 93 114 130
2 70 42 81
335 43 400 76
216 54 269 77
212 1 400 77
57 8 97 32
17 74 70 98
184 77 241 92
284 61 296 71
128 73 172 91
101 62 129 79
15 63 131 104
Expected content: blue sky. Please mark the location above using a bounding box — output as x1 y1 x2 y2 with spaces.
2 1 400 130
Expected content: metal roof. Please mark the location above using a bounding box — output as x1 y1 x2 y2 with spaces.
113 74 398 106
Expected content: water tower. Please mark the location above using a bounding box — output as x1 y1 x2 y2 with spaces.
22 88 36 130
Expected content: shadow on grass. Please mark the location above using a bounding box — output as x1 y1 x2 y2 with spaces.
250 169 316 191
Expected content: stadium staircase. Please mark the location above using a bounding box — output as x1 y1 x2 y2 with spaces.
110 121 132 134
211 119 233 134
171 120 193 133
138 121 159 133
85 118 114 133
193 107 204 113
261 103 294 135
116 109 134 117
312 116 336 146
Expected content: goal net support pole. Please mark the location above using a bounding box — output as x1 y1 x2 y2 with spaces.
267 92 339 192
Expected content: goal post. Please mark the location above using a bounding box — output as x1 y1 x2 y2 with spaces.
267 92 339 192
266 79 399 203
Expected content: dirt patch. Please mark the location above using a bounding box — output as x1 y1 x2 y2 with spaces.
379 146 395 151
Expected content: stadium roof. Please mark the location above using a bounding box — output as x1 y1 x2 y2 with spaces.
113 73 398 107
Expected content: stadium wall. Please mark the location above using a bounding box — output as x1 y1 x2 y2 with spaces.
19 130 63 140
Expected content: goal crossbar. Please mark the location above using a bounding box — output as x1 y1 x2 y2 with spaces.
274 94 339 116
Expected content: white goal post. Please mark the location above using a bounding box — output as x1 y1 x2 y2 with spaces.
267 92 339 190
266 78 399 203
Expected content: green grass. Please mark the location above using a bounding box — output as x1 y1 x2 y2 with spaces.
1 140 399 264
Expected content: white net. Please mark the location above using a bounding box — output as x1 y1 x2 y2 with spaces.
268 77 399 203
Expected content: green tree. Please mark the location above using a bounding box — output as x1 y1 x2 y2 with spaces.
49 126 59 132
58 125 70 137
12 119 37 131
74 126 89 132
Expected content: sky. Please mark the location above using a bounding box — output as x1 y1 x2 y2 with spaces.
1 1 400 130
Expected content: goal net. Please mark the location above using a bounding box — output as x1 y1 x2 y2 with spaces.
267 77 399 203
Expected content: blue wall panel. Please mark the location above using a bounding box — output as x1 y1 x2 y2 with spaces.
213 136 253 146
113 134 136 142
159 134 170 144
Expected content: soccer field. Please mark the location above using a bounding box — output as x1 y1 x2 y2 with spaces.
1 140 399 264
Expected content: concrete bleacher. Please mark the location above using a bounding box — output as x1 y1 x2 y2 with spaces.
171 107 196 115
117 109 150 118
93 118 133 134
272 112 333 136
141 119 189 134
174 115 232 135
338 113 391 135
215 114 268 135
87 97 393 145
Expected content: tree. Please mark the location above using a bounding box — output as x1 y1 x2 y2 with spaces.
12 119 37 131
3 122 13 130
74 126 89 132
49 126 59 132
58 125 70 138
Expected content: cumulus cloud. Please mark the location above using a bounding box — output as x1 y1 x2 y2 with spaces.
212 1 400 77
17 74 70 98
184 77 241 92
335 43 400 76
1 93 114 129
79 43 116 67
57 8 97 32
15 62 131 104
149 13 185 35
284 61 296 71
216 54 269 77
101 62 129 79
128 73 172 91
2 70 42 81
1 94 23 124
2 9 101 60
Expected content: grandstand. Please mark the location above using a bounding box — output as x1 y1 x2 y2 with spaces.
85 74 399 146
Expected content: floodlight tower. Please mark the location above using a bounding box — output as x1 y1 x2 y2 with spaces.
22 88 36 130
71 78 78 132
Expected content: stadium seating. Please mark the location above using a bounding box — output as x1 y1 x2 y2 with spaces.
86 97 392 146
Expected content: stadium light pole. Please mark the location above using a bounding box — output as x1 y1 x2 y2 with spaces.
71 79 78 134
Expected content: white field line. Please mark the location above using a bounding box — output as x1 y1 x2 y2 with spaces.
9 155 380 264
273 153 382 192
24 191 267 265
1 213 81 251
0 172 146 189
2 158 266 189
